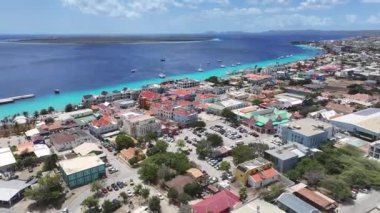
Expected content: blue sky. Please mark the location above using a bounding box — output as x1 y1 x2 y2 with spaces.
1 0 380 34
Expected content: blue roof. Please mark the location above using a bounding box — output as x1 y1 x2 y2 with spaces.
277 193 319 213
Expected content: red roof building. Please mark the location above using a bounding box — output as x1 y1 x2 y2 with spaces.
192 190 240 213
248 167 279 188
138 91 161 110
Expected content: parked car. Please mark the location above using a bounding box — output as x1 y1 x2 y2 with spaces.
102 187 108 194
111 183 119 191
107 186 113 192
117 181 124 188
130 179 135 185
157 193 164 200
127 189 134 197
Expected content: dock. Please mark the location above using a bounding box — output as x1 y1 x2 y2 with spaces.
0 94 35 105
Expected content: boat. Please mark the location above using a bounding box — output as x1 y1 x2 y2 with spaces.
220 64 226 68
231 64 236 67
237 62 241 65
198 65 204 72
131 69 137 73
217 59 222 63
158 73 166 78
54 89 60 94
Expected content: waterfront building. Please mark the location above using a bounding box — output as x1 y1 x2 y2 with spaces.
58 155 106 188
173 107 198 127
82 89 140 107
88 113 119 138
175 78 200 88
279 118 334 148
122 112 161 139
138 91 161 110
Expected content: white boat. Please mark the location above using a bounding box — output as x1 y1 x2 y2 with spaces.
198 64 204 72
158 73 166 78
220 64 226 68
237 62 241 65
131 69 137 73
231 64 236 67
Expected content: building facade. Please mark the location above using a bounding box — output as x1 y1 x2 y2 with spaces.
122 112 161 138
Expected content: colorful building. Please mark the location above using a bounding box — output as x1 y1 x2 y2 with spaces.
235 158 273 186
244 108 292 134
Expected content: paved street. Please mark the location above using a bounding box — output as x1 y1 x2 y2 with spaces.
339 190 380 213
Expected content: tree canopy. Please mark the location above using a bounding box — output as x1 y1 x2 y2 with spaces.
25 175 64 205
148 196 161 213
206 134 223 147
115 133 135 151
232 144 269 165
219 161 231 171
183 182 203 198
147 140 168 156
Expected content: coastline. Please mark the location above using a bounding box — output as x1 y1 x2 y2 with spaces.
0 44 321 119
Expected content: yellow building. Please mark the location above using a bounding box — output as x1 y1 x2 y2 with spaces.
235 158 272 185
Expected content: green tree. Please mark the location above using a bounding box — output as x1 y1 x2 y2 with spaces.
24 175 64 205
64 104 74 112
239 187 248 202
232 144 269 165
90 180 104 195
115 133 135 151
42 154 58 171
147 140 168 156
48 106 55 113
219 161 231 171
252 99 264 106
40 109 48 115
206 134 223 147
148 196 161 213
81 196 99 209
176 139 186 149
120 192 128 204
189 121 206 128
102 199 121 213
322 177 351 200
184 182 203 198
221 108 238 125
259 183 285 203
138 162 160 182
141 188 150 202
178 193 191 205
134 184 143 197
167 188 179 203
33 111 39 118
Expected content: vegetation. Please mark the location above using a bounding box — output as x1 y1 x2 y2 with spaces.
138 152 190 183
146 140 168 156
25 175 64 205
286 143 380 200
115 133 135 151
102 199 121 213
259 183 285 203
252 99 264 106
178 193 191 205
219 161 231 171
119 192 128 204
64 104 74 112
347 84 371 95
141 187 150 202
239 187 248 202
42 154 58 171
167 188 179 203
148 196 161 213
221 108 239 126
188 120 206 128
206 133 223 147
232 144 269 165
196 134 225 159
81 196 99 210
90 180 105 196
183 182 203 198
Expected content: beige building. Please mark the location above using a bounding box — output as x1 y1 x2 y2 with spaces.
122 112 161 138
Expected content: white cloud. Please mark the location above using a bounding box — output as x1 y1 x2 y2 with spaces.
299 0 348 9
367 13 380 23
345 14 357 23
61 0 230 18
247 0 290 5
362 0 380 3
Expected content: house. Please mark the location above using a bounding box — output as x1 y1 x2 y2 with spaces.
50 128 93 152
276 193 319 213
120 147 144 161
122 112 161 139
279 118 335 148
73 142 103 156
138 91 161 110
186 168 204 180
0 179 36 206
244 108 292 134
195 93 218 104
331 108 380 141
248 167 279 188
16 142 52 159
192 190 240 213
0 148 16 172
231 198 284 213
88 113 119 138
243 74 273 85
173 108 198 127
235 158 273 186
58 155 106 188
325 102 355 115
164 175 194 193
264 143 312 172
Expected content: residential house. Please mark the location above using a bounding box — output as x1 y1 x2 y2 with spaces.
276 193 319 213
235 158 273 186
192 190 240 213
50 128 93 151
138 91 161 110
88 113 119 138
0 148 16 172
248 167 279 188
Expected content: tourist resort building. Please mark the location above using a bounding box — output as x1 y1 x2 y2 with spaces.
243 108 292 134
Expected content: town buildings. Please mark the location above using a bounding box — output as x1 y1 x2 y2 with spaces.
244 108 292 134
58 155 106 188
235 158 275 187
192 190 240 213
121 112 161 139
50 128 94 151
279 118 334 148
88 113 119 138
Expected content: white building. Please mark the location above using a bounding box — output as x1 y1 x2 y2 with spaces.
122 112 161 139
50 128 93 152
89 113 119 138
331 108 380 141
0 148 16 172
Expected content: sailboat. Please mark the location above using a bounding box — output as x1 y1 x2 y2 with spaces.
159 58 166 78
198 64 204 72
158 73 166 78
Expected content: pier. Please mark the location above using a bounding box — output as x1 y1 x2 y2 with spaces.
0 94 35 105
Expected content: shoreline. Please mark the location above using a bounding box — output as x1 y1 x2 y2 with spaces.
0 44 321 119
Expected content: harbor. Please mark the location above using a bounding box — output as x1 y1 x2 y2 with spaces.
0 94 35 105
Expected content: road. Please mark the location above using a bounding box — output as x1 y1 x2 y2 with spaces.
339 190 380 213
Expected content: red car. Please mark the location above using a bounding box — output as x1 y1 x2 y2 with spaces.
107 147 113 152
102 187 108 194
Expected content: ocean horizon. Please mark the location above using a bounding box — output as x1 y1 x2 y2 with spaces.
0 33 345 119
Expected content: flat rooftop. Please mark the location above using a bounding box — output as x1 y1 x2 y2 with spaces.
332 108 380 133
58 155 104 176
284 118 332 137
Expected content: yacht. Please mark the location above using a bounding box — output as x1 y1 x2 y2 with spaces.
198 65 204 72
237 62 241 65
231 64 236 67
131 69 137 73
158 73 166 78
220 64 226 68
54 89 60 94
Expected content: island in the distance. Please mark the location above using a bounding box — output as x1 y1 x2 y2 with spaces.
15 35 214 44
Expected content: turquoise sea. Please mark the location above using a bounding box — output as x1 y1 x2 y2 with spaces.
0 45 320 119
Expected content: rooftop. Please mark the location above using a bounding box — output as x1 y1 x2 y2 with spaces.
0 179 37 202
58 155 104 176
231 199 284 213
73 142 102 156
165 175 194 193
0 147 16 168
276 193 319 213
237 158 271 173
331 108 380 133
192 190 240 213
219 99 245 108
282 118 332 137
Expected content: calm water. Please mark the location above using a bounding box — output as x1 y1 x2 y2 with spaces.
0 33 345 118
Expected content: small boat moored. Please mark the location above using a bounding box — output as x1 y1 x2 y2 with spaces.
158 73 166 78
54 89 60 94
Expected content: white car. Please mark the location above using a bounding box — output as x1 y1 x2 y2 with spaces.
157 193 164 200
127 189 134 197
